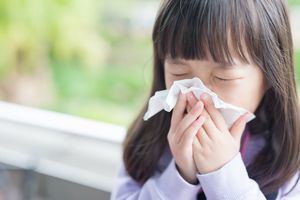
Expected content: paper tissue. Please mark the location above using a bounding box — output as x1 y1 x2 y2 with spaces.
143 77 255 128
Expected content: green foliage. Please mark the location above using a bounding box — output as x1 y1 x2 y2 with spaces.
295 50 300 82
0 0 299 127
0 0 107 75
289 0 300 6
0 0 155 126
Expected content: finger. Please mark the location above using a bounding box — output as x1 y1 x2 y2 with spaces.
171 92 187 131
186 104 191 114
201 108 219 139
200 93 228 132
196 127 211 146
193 135 202 151
187 92 198 113
230 112 251 141
174 101 204 141
179 116 205 146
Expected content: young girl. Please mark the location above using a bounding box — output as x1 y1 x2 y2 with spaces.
111 0 300 199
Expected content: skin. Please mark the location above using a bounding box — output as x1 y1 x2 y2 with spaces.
165 57 267 184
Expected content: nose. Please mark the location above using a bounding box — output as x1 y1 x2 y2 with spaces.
197 76 213 91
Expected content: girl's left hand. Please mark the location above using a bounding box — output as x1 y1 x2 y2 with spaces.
186 92 251 174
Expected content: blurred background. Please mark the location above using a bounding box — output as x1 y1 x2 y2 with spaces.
0 0 158 126
0 0 300 126
0 0 299 200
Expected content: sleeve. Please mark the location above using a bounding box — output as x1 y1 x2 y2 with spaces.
110 159 202 200
196 152 267 200
277 171 300 200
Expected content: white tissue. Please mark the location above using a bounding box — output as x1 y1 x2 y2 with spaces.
143 77 255 128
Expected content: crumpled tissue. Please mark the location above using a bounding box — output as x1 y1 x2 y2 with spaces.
143 77 255 128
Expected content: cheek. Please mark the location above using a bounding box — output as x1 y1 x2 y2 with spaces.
218 75 266 112
164 73 177 89
164 76 171 89
241 81 266 112
219 86 261 112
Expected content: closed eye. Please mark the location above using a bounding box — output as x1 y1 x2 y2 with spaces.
215 77 235 81
171 73 188 77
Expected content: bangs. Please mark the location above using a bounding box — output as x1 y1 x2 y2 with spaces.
153 0 259 66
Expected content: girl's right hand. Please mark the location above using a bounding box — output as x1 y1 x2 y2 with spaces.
167 92 205 184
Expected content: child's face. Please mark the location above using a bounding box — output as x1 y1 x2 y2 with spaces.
164 58 267 113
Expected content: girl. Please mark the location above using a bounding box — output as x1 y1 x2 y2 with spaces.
111 0 300 199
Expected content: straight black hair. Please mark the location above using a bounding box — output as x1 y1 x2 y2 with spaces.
124 0 300 195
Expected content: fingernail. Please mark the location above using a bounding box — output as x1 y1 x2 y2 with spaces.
180 91 184 98
192 101 203 114
197 101 203 108
201 93 209 100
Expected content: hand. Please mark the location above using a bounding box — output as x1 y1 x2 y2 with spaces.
187 92 251 174
167 92 205 184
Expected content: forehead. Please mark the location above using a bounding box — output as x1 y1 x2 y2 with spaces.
155 0 257 68
165 55 244 69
